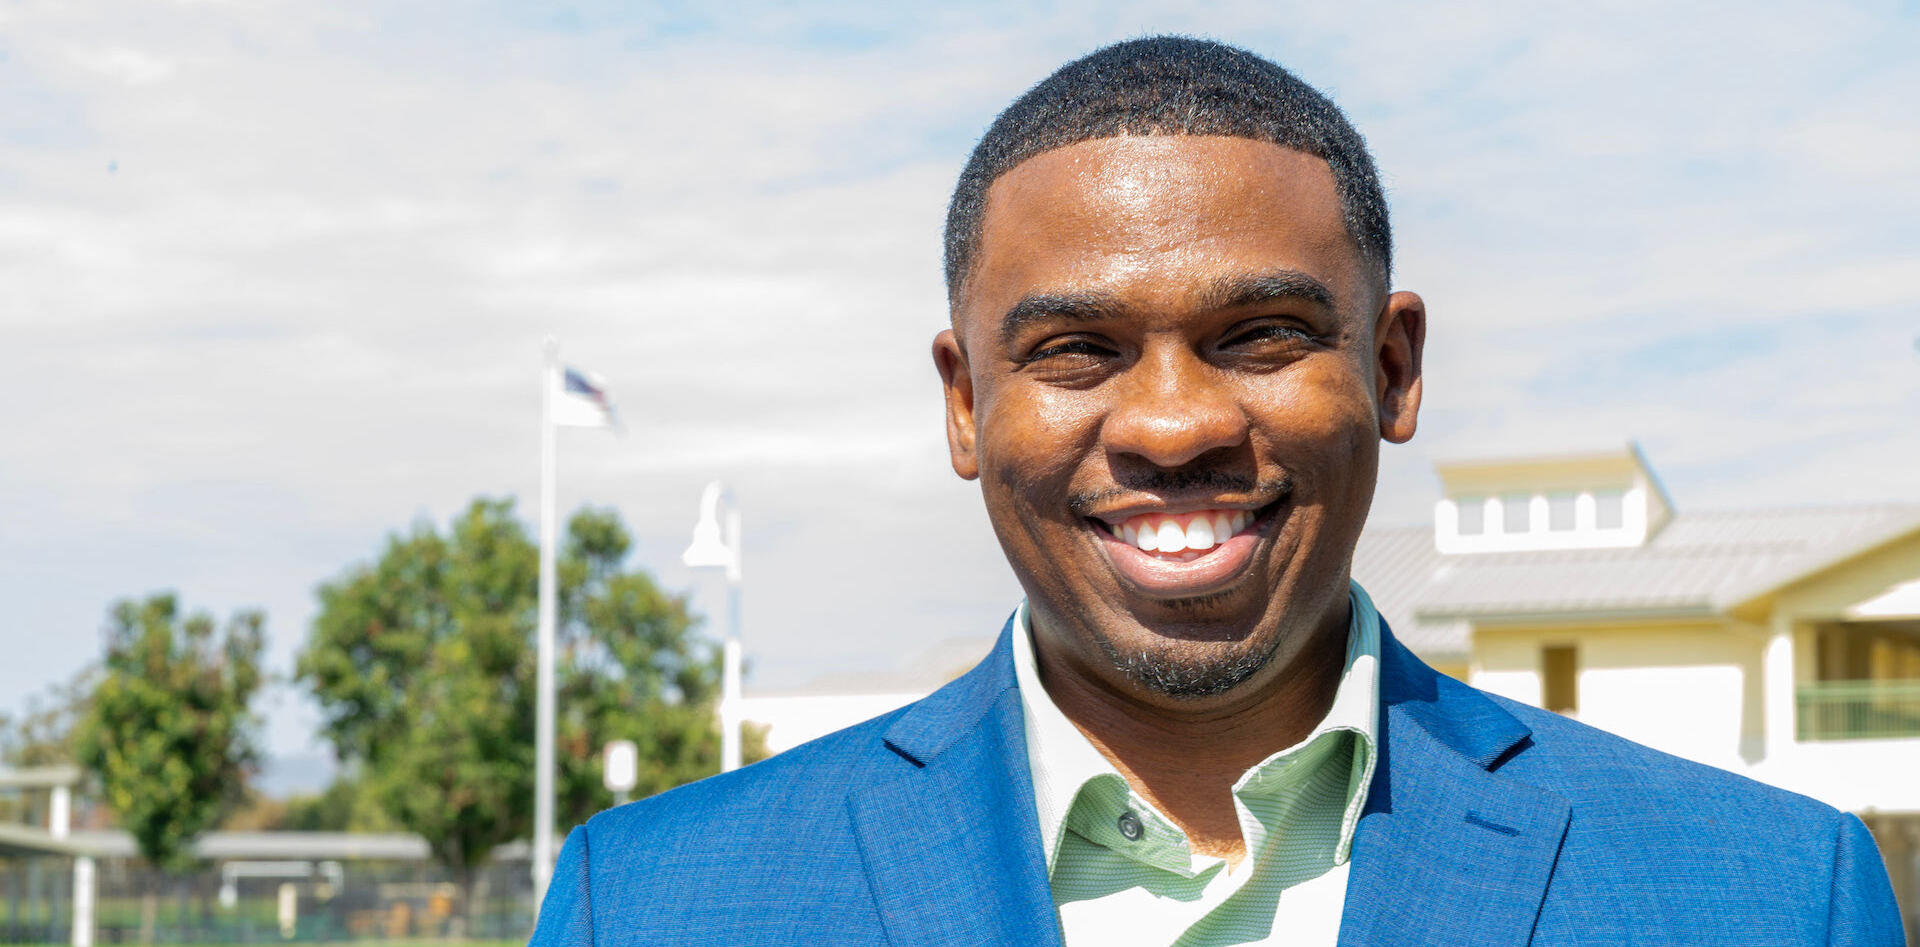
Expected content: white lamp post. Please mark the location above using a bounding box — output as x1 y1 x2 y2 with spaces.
603 739 638 807
681 481 744 773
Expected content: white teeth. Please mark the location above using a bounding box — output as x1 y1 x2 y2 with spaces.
1114 510 1261 555
1185 517 1214 551
1156 521 1186 553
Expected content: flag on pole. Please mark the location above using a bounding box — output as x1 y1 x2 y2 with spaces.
553 366 618 429
533 341 618 908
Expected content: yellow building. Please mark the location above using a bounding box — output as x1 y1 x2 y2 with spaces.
1355 444 1920 939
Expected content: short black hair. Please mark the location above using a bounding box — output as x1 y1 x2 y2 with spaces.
943 35 1390 306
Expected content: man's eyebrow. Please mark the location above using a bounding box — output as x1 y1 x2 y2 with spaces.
1201 271 1336 313
998 292 1126 347
994 272 1334 347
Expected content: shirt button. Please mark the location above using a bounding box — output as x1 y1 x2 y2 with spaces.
1117 810 1143 841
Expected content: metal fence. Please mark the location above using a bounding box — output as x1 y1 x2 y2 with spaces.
0 853 534 944
1797 680 1920 741
0 854 70 944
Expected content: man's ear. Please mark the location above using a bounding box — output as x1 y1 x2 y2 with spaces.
932 329 980 480
1375 291 1425 444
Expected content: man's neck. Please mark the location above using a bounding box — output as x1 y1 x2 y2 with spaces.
1030 605 1351 865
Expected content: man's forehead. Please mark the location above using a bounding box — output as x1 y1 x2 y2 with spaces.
958 135 1359 330
985 135 1338 221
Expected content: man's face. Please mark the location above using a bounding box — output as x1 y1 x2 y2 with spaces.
934 135 1424 707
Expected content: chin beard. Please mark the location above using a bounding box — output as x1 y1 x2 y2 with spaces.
1090 625 1281 700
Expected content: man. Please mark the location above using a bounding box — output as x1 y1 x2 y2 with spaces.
531 36 1903 946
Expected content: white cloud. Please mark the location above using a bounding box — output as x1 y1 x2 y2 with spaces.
2 0 1916 778
66 45 179 85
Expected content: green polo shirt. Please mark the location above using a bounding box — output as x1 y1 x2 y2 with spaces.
1010 581 1382 946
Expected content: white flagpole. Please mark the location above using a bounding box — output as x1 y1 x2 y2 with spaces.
721 506 743 773
533 337 559 908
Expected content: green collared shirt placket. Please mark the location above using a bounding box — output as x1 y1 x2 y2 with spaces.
1011 583 1383 947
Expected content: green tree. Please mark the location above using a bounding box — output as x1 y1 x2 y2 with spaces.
223 774 397 832
73 593 264 943
298 498 757 924
0 667 94 767
553 507 758 813
0 668 97 826
280 774 400 832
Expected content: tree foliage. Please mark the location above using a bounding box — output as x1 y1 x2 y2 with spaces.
223 775 398 832
73 594 264 873
0 667 94 768
298 498 757 887
276 775 399 832
0 669 97 826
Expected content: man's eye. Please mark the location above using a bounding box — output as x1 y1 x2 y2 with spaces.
1025 338 1114 362
1223 323 1313 348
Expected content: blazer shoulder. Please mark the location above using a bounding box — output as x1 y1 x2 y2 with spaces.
582 697 916 848
576 623 1022 864
1485 690 1845 834
1477 694 1904 939
546 702 921 945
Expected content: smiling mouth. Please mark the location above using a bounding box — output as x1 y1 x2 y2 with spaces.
1083 493 1288 597
1098 508 1262 560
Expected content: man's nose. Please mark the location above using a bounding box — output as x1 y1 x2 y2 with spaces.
1100 348 1248 469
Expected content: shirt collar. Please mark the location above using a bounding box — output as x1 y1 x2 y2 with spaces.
1011 580 1383 874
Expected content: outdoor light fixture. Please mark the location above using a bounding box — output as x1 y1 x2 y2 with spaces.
681 481 741 580
682 480 744 773
603 739 638 806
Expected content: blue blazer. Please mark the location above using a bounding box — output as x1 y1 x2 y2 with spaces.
531 620 1903 945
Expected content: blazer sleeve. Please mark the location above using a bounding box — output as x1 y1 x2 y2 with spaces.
1825 813 1903 947
529 826 594 947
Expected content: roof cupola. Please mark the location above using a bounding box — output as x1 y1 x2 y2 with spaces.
1433 443 1673 554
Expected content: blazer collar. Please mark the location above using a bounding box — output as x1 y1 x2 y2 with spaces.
850 618 1065 947
1377 623 1533 769
878 615 1022 766
854 614 1571 947
1337 623 1570 947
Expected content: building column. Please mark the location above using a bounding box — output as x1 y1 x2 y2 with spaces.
50 785 70 839
70 857 93 947
1764 610 1797 760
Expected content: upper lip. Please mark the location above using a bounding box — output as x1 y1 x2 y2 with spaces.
1083 492 1285 527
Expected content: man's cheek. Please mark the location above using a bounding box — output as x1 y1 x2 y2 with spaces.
983 408 1086 485
1264 369 1376 441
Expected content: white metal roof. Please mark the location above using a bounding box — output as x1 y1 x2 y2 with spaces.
0 765 81 789
1354 503 1920 663
25 829 534 861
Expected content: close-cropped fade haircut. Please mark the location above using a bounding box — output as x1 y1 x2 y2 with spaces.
942 35 1391 308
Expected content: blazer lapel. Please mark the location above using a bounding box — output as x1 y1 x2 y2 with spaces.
1338 629 1570 947
848 624 1063 947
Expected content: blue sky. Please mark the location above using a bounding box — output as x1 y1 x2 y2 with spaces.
3 0 1916 792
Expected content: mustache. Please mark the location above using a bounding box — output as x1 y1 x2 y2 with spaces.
1065 471 1293 517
